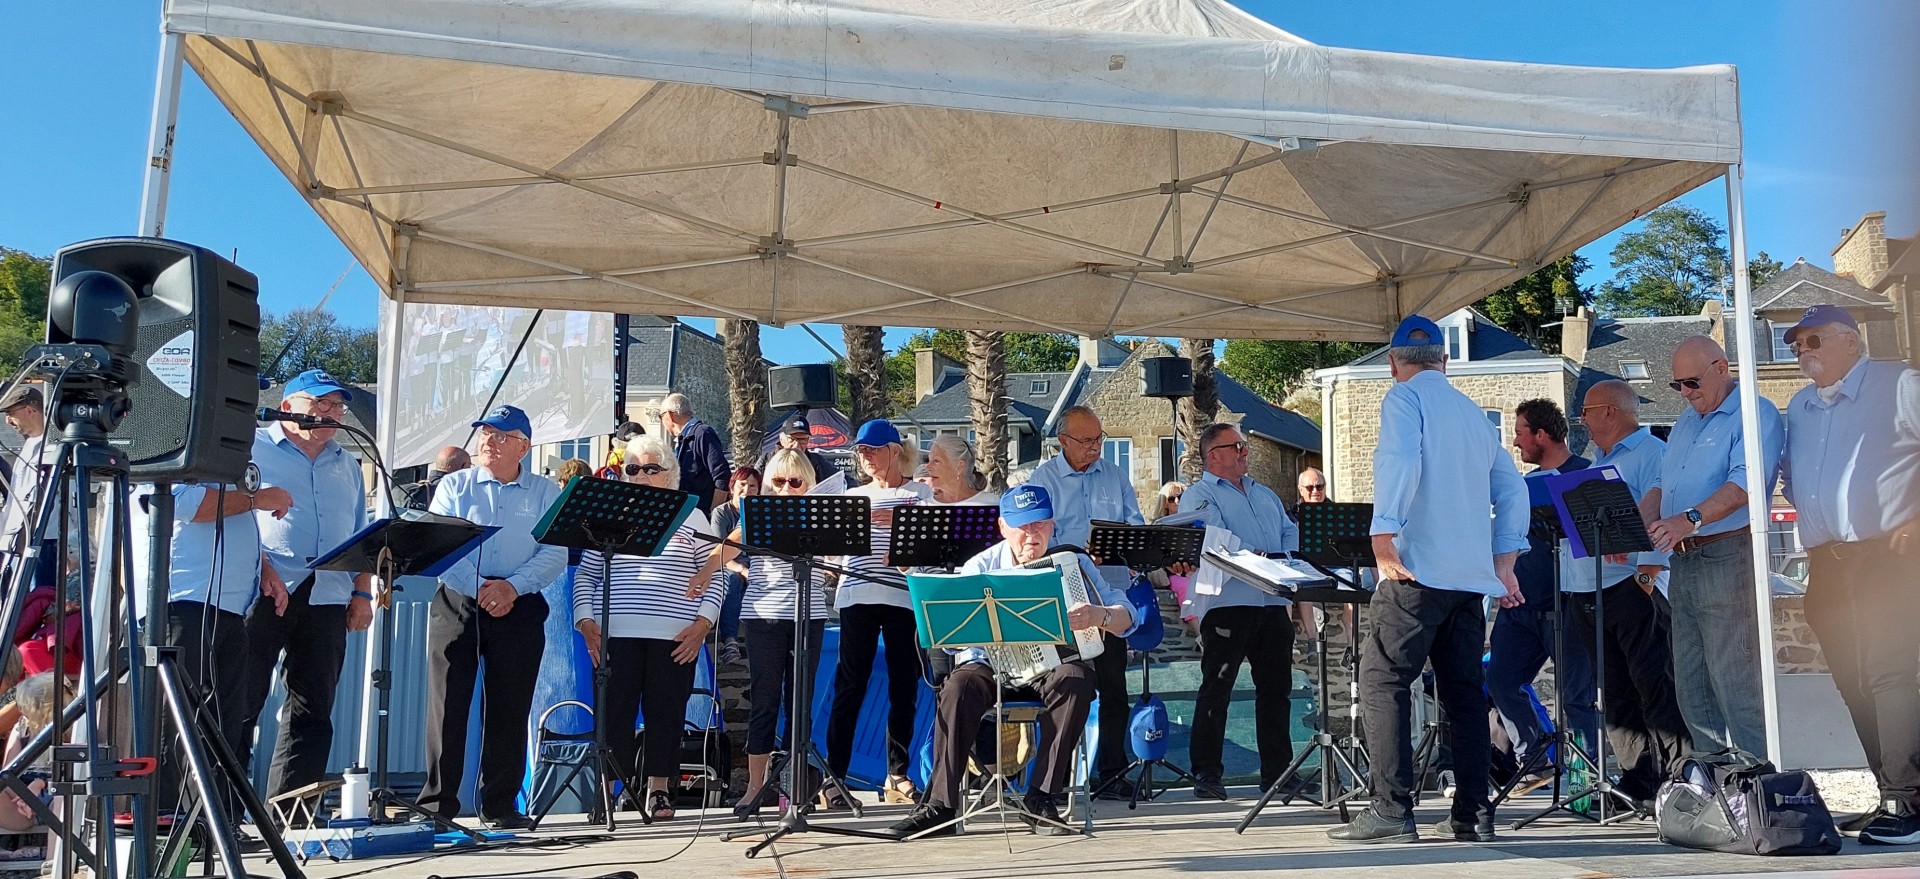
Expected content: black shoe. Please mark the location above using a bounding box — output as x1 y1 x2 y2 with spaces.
1432 817 1495 842
481 811 531 831
1192 774 1230 801
1840 807 1887 839
1327 808 1418 844
1861 801 1920 846
888 803 957 839
1020 793 1074 837
1094 777 1138 801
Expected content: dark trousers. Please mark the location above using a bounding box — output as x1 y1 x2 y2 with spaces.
1486 598 1600 765
161 601 250 815
1804 541 1920 810
1568 577 1691 800
826 604 921 780
925 660 1095 809
240 581 349 799
602 637 697 782
1191 605 1296 786
717 571 747 642
1093 632 1132 778
1360 579 1491 822
741 617 826 755
419 588 549 819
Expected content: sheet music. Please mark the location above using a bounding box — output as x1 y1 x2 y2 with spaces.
1191 525 1240 596
808 470 849 495
1202 548 1333 597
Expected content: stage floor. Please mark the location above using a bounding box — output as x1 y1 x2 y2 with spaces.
281 787 1920 879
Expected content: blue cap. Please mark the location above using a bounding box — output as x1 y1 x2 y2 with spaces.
1000 483 1054 527
853 419 902 448
283 368 353 402
1390 315 1444 349
471 404 532 438
1783 304 1859 345
1128 694 1171 761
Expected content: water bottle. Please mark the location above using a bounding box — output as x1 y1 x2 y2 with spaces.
339 765 371 821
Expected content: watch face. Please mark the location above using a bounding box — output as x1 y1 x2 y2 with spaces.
242 462 262 494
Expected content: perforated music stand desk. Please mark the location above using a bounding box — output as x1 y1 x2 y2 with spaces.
1088 520 1204 570
740 494 870 557
889 504 1000 572
1294 502 1375 571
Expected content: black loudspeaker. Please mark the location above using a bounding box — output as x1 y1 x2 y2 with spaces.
1141 356 1193 400
50 238 262 484
769 364 836 410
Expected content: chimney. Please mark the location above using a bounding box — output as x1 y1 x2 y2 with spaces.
1833 211 1890 289
914 347 959 403
1560 306 1593 365
1702 299 1726 349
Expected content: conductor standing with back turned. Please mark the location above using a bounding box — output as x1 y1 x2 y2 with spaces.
1330 315 1529 845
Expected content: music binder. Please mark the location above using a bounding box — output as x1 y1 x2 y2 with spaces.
905 568 1071 650
310 511 494 578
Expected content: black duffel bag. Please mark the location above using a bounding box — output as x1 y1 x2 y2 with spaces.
1655 752 1841 856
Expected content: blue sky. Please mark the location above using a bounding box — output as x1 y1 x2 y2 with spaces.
2 1 1913 365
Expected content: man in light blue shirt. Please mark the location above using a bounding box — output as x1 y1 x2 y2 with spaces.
1779 304 1920 844
1639 336 1783 759
888 484 1138 840
1571 381 1691 806
421 404 565 828
239 369 376 803
1025 405 1145 797
1332 316 1527 846
1178 422 1299 800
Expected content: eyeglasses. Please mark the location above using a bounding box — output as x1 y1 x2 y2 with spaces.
769 477 808 489
1300 483 1327 492
1668 360 1724 393
1579 403 1615 415
1205 441 1249 455
1788 332 1848 355
624 463 667 477
298 395 348 414
480 430 525 445
1060 432 1105 447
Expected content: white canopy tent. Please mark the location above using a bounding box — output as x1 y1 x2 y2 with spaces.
142 0 1781 766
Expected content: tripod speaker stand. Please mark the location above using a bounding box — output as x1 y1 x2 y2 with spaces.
721 494 898 858
525 476 701 830
313 510 493 839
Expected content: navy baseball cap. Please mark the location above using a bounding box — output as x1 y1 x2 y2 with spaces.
1390 315 1444 348
783 415 811 435
1000 483 1054 527
853 418 902 448
283 368 354 401
471 404 532 438
1783 304 1859 345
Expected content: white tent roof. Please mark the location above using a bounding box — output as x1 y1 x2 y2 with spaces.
164 0 1739 341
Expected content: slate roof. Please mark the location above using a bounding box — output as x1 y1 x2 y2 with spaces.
1572 315 1707 426
1753 259 1889 314
1078 339 1320 453
1351 309 1548 366
900 370 1075 430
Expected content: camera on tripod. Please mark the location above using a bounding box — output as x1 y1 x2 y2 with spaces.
23 270 140 443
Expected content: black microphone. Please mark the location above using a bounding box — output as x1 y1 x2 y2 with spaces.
256 407 340 428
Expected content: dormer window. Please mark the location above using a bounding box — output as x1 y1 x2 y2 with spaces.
1030 379 1050 395
1621 361 1649 380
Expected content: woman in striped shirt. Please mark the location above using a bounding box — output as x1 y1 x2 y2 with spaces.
573 437 722 821
824 420 933 806
691 449 829 820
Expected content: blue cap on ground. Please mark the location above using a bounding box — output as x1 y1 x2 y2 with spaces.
1390 315 1444 349
1000 483 1054 527
283 368 354 401
470 404 532 438
1783 303 1860 345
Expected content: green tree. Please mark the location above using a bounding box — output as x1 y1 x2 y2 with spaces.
1219 339 1372 403
260 308 378 384
896 329 1078 374
1594 205 1730 317
0 249 51 368
1475 254 1590 352
1747 251 1785 291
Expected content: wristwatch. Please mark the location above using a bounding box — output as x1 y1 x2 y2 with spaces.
1635 572 1657 588
1683 508 1703 531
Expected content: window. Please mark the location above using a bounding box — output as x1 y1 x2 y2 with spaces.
1446 325 1464 361
1102 438 1133 477
1621 361 1649 380
1158 437 1187 482
917 431 933 453
1029 379 1050 395
1484 409 1503 435
1771 325 1794 362
555 436 595 468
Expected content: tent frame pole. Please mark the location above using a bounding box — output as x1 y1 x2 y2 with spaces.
1724 161 1783 767
138 30 185 236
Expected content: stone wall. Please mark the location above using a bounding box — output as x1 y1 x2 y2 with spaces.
1833 212 1889 289
1327 369 1571 501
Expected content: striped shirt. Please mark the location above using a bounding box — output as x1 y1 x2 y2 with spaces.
834 480 934 610
743 554 831 622
573 509 725 640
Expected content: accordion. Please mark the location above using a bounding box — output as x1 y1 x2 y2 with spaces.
982 551 1107 687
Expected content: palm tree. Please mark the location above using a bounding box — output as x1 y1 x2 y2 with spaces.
1177 337 1218 481
966 329 1009 490
719 318 767 467
842 324 890 425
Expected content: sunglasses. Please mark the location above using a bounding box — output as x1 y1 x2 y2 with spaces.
1668 360 1725 393
769 477 808 489
1788 333 1841 356
1301 483 1327 491
1206 441 1249 455
624 463 667 477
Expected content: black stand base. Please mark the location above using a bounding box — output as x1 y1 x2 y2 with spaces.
370 787 488 841
1236 732 1368 833
723 747 892 858
1410 720 1449 805
1094 758 1200 809
1506 733 1642 830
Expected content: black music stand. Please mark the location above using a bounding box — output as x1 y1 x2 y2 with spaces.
889 504 1000 572
1513 472 1652 829
721 495 898 859
1088 520 1205 570
313 511 493 841
526 476 698 831
1491 503 1590 814
1292 503 1385 804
